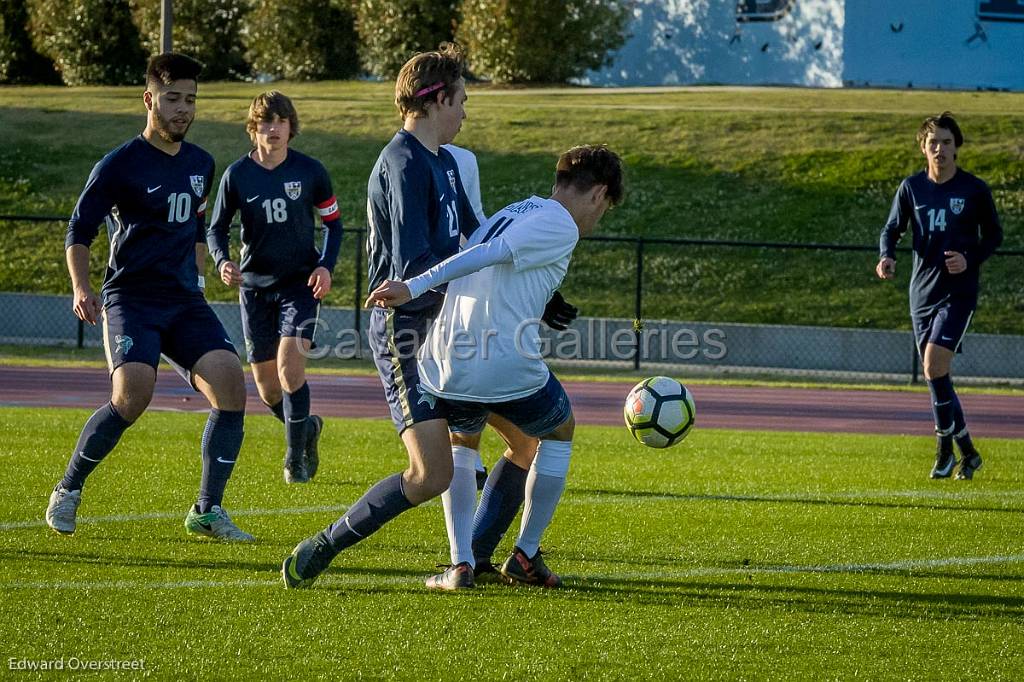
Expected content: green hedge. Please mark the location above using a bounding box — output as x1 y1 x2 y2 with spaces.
354 0 458 79
244 0 359 81
458 0 629 83
131 0 249 81
0 0 59 84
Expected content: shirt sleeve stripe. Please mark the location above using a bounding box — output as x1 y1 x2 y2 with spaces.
316 196 340 221
197 197 208 216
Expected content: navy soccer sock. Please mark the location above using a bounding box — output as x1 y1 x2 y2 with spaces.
283 384 310 463
197 409 244 513
266 399 286 424
472 456 529 564
950 394 976 452
59 402 133 491
325 473 413 553
927 375 956 452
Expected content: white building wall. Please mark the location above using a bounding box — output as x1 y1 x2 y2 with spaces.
585 0 1023 91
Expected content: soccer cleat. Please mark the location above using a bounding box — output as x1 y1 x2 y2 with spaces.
473 560 502 584
424 562 475 591
955 450 983 480
304 415 323 480
283 454 309 484
475 466 488 491
184 505 255 542
282 531 336 589
929 448 957 479
499 547 562 588
45 485 82 535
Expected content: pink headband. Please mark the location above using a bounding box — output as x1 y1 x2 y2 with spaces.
414 81 446 98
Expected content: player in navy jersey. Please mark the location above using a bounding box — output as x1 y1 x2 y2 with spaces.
208 91 343 484
877 112 1002 480
45 53 253 541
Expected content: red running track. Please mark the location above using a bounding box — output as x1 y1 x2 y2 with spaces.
0 365 1021 439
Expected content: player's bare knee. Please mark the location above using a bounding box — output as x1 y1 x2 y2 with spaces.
194 351 247 411
277 364 306 393
110 364 155 421
450 430 481 450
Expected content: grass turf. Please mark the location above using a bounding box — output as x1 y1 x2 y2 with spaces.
1 84 1022 332
1 407 1022 679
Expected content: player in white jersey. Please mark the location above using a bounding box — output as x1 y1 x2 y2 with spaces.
366 145 624 589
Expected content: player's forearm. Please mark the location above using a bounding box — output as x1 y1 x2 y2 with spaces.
205 223 231 271
318 217 344 273
66 244 93 293
879 225 901 259
405 239 513 299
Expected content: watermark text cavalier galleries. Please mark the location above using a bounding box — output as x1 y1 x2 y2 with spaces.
300 318 727 362
9 657 146 672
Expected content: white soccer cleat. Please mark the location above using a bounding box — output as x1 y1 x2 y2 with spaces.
184 505 255 542
45 485 82 535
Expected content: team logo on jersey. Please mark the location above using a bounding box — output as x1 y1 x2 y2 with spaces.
950 197 965 215
446 169 458 194
190 175 204 196
114 334 133 356
284 181 302 200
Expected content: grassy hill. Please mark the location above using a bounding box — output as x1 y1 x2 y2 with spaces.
1 84 1022 332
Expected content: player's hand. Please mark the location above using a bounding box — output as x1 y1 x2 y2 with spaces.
72 286 101 325
875 257 896 280
364 280 412 309
944 250 967 275
219 260 243 287
542 290 579 330
308 266 332 300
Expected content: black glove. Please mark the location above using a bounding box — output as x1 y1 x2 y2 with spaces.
542 290 579 331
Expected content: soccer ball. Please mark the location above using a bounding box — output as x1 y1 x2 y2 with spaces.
623 376 696 448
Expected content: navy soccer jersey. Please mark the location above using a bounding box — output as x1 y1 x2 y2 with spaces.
66 136 214 302
880 169 1002 315
366 130 479 312
208 149 342 290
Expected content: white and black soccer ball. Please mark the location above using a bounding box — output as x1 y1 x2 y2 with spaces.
623 376 696 448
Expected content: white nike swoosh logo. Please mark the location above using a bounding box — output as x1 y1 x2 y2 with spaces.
913 204 926 210
941 336 953 341
216 457 237 464
246 195 259 203
147 185 162 193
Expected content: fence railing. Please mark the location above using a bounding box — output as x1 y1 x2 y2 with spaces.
3 214 1023 383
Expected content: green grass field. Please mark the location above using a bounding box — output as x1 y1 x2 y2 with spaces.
2 407 1022 679
1 84 1023 332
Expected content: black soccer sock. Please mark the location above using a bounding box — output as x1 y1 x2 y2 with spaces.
197 409 244 513
282 383 310 464
325 473 413 552
951 393 975 452
472 456 529 564
265 399 286 424
927 375 956 451
59 402 133 491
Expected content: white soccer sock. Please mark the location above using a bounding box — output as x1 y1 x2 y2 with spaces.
442 445 479 567
475 449 486 474
515 439 572 558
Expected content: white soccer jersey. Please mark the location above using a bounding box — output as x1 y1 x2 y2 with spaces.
417 196 578 402
442 144 487 225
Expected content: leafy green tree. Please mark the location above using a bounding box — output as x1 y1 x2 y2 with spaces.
0 0 60 84
244 0 359 81
354 0 458 79
27 0 147 85
130 0 249 80
458 0 630 83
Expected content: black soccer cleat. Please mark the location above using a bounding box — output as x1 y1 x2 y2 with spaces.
282 531 335 589
929 448 957 479
955 449 982 481
499 547 562 588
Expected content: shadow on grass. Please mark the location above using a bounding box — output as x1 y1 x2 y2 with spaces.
572 487 1024 514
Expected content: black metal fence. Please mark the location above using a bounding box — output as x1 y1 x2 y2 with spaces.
2 214 1022 383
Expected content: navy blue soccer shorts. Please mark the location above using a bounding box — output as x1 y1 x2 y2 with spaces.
368 305 446 433
240 282 320 363
913 299 975 356
102 294 237 386
439 372 573 439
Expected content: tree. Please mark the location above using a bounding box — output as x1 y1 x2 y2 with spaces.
0 0 59 84
27 0 147 86
458 0 631 84
354 0 458 79
244 0 359 81
130 0 249 81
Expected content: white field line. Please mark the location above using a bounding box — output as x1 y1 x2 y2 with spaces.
4 487 1023 532
3 555 1023 591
